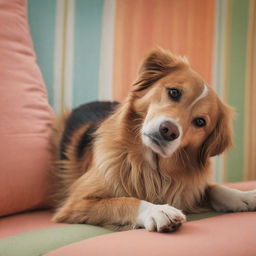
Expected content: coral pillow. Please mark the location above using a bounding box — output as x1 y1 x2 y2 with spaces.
0 0 54 216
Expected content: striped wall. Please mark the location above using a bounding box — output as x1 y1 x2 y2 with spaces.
113 0 215 101
27 0 256 183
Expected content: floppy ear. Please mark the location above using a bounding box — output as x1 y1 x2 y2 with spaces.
198 102 234 166
133 48 188 91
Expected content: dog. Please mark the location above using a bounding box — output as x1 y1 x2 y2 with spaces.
51 48 256 232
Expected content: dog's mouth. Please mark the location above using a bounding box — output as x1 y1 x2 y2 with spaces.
143 133 168 157
145 133 165 147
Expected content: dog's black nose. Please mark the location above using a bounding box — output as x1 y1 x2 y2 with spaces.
159 121 180 141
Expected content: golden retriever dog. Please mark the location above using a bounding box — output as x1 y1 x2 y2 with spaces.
51 48 256 232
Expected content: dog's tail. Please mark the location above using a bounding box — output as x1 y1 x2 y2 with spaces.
51 110 71 161
50 110 72 207
50 110 92 208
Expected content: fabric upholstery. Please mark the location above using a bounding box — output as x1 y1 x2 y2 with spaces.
0 210 227 256
45 212 256 256
0 0 54 216
0 211 65 239
0 225 112 256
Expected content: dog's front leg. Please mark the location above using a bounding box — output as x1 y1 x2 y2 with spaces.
52 197 186 232
208 184 256 212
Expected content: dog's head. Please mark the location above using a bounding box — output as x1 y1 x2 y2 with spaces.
132 48 233 166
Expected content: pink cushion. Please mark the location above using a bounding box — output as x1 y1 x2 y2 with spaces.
225 180 256 190
45 212 256 256
0 210 65 239
0 0 54 216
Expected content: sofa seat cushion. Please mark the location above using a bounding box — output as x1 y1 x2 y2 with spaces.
45 212 256 256
1 210 255 256
0 210 229 256
0 210 113 256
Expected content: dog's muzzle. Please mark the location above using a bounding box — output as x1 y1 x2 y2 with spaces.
142 118 181 157
145 121 179 147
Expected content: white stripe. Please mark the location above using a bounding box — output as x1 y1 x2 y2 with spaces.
190 84 208 108
53 0 65 113
64 0 74 109
99 0 116 101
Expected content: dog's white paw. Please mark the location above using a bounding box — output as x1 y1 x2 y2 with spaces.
211 187 256 212
136 201 186 232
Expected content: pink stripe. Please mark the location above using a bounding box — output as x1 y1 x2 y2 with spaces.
0 210 66 238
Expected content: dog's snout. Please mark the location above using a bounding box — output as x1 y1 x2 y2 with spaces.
159 121 180 141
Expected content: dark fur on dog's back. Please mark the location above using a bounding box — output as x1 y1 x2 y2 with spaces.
60 101 119 160
51 101 118 206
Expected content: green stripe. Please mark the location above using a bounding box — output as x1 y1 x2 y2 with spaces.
226 0 250 182
27 0 57 107
187 211 226 222
72 0 104 108
0 225 112 256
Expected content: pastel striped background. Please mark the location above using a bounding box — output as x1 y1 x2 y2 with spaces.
27 0 256 183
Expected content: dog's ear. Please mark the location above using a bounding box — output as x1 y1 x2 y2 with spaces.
133 48 188 91
198 102 234 166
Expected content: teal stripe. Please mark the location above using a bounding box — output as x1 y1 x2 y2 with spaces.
226 0 250 182
27 0 57 107
73 0 104 108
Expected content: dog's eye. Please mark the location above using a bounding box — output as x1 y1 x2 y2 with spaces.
168 88 182 102
193 117 206 128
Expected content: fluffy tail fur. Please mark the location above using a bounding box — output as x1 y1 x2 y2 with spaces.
51 110 71 160
50 110 92 207
50 110 71 207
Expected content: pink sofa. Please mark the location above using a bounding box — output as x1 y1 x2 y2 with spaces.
0 1 256 255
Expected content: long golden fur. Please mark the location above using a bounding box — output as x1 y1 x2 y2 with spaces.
51 48 234 231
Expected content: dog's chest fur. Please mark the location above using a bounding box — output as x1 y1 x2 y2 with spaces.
94 139 209 213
